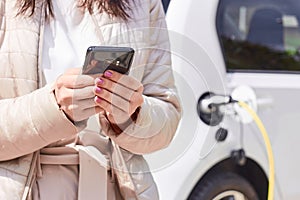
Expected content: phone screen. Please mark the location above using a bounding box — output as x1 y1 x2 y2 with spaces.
82 46 134 75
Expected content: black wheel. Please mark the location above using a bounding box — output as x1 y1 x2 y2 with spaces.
188 172 259 200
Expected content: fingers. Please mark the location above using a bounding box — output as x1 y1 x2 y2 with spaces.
94 72 144 102
54 68 103 122
95 96 131 125
67 105 103 122
95 96 125 117
94 87 128 108
93 70 144 124
74 86 95 100
55 85 101 121
94 72 144 115
102 70 143 91
64 67 101 78
95 77 134 101
94 87 142 114
56 67 102 89
55 86 95 105
64 68 81 75
56 75 96 89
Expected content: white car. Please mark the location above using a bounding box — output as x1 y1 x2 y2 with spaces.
145 0 300 199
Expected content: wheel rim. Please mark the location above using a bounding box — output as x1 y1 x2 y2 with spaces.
212 190 247 200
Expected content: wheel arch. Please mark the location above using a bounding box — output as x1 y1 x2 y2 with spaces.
188 157 268 199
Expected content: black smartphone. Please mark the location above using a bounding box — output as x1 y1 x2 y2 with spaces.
82 46 135 75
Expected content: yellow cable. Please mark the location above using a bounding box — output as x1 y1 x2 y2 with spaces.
238 101 275 200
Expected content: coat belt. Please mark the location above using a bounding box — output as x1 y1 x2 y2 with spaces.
39 145 110 200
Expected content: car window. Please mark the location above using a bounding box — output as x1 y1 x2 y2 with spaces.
216 0 300 73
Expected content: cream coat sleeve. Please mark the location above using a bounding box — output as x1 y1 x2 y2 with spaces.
105 0 182 154
0 85 84 161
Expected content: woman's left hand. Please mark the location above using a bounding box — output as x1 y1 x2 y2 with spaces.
94 70 144 126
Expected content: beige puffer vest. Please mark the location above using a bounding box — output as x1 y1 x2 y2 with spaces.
0 0 182 199
0 0 43 199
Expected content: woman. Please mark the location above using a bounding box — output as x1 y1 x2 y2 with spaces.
0 0 181 199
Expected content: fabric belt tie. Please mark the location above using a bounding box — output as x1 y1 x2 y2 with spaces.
39 145 110 200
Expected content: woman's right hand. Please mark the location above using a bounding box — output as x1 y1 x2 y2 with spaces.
54 68 103 122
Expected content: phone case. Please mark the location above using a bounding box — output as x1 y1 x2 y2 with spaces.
82 46 135 75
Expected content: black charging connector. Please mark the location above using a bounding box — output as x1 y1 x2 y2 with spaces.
197 92 237 126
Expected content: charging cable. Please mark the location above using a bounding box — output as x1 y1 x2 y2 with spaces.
238 101 274 200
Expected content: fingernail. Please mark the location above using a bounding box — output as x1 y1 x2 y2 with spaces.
95 96 101 103
96 78 104 85
95 87 102 93
104 71 113 77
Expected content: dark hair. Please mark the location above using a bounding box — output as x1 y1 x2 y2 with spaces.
17 0 132 20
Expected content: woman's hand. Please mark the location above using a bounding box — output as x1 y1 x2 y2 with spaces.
54 68 103 122
94 70 144 126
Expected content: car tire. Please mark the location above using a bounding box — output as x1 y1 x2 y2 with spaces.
188 172 259 200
